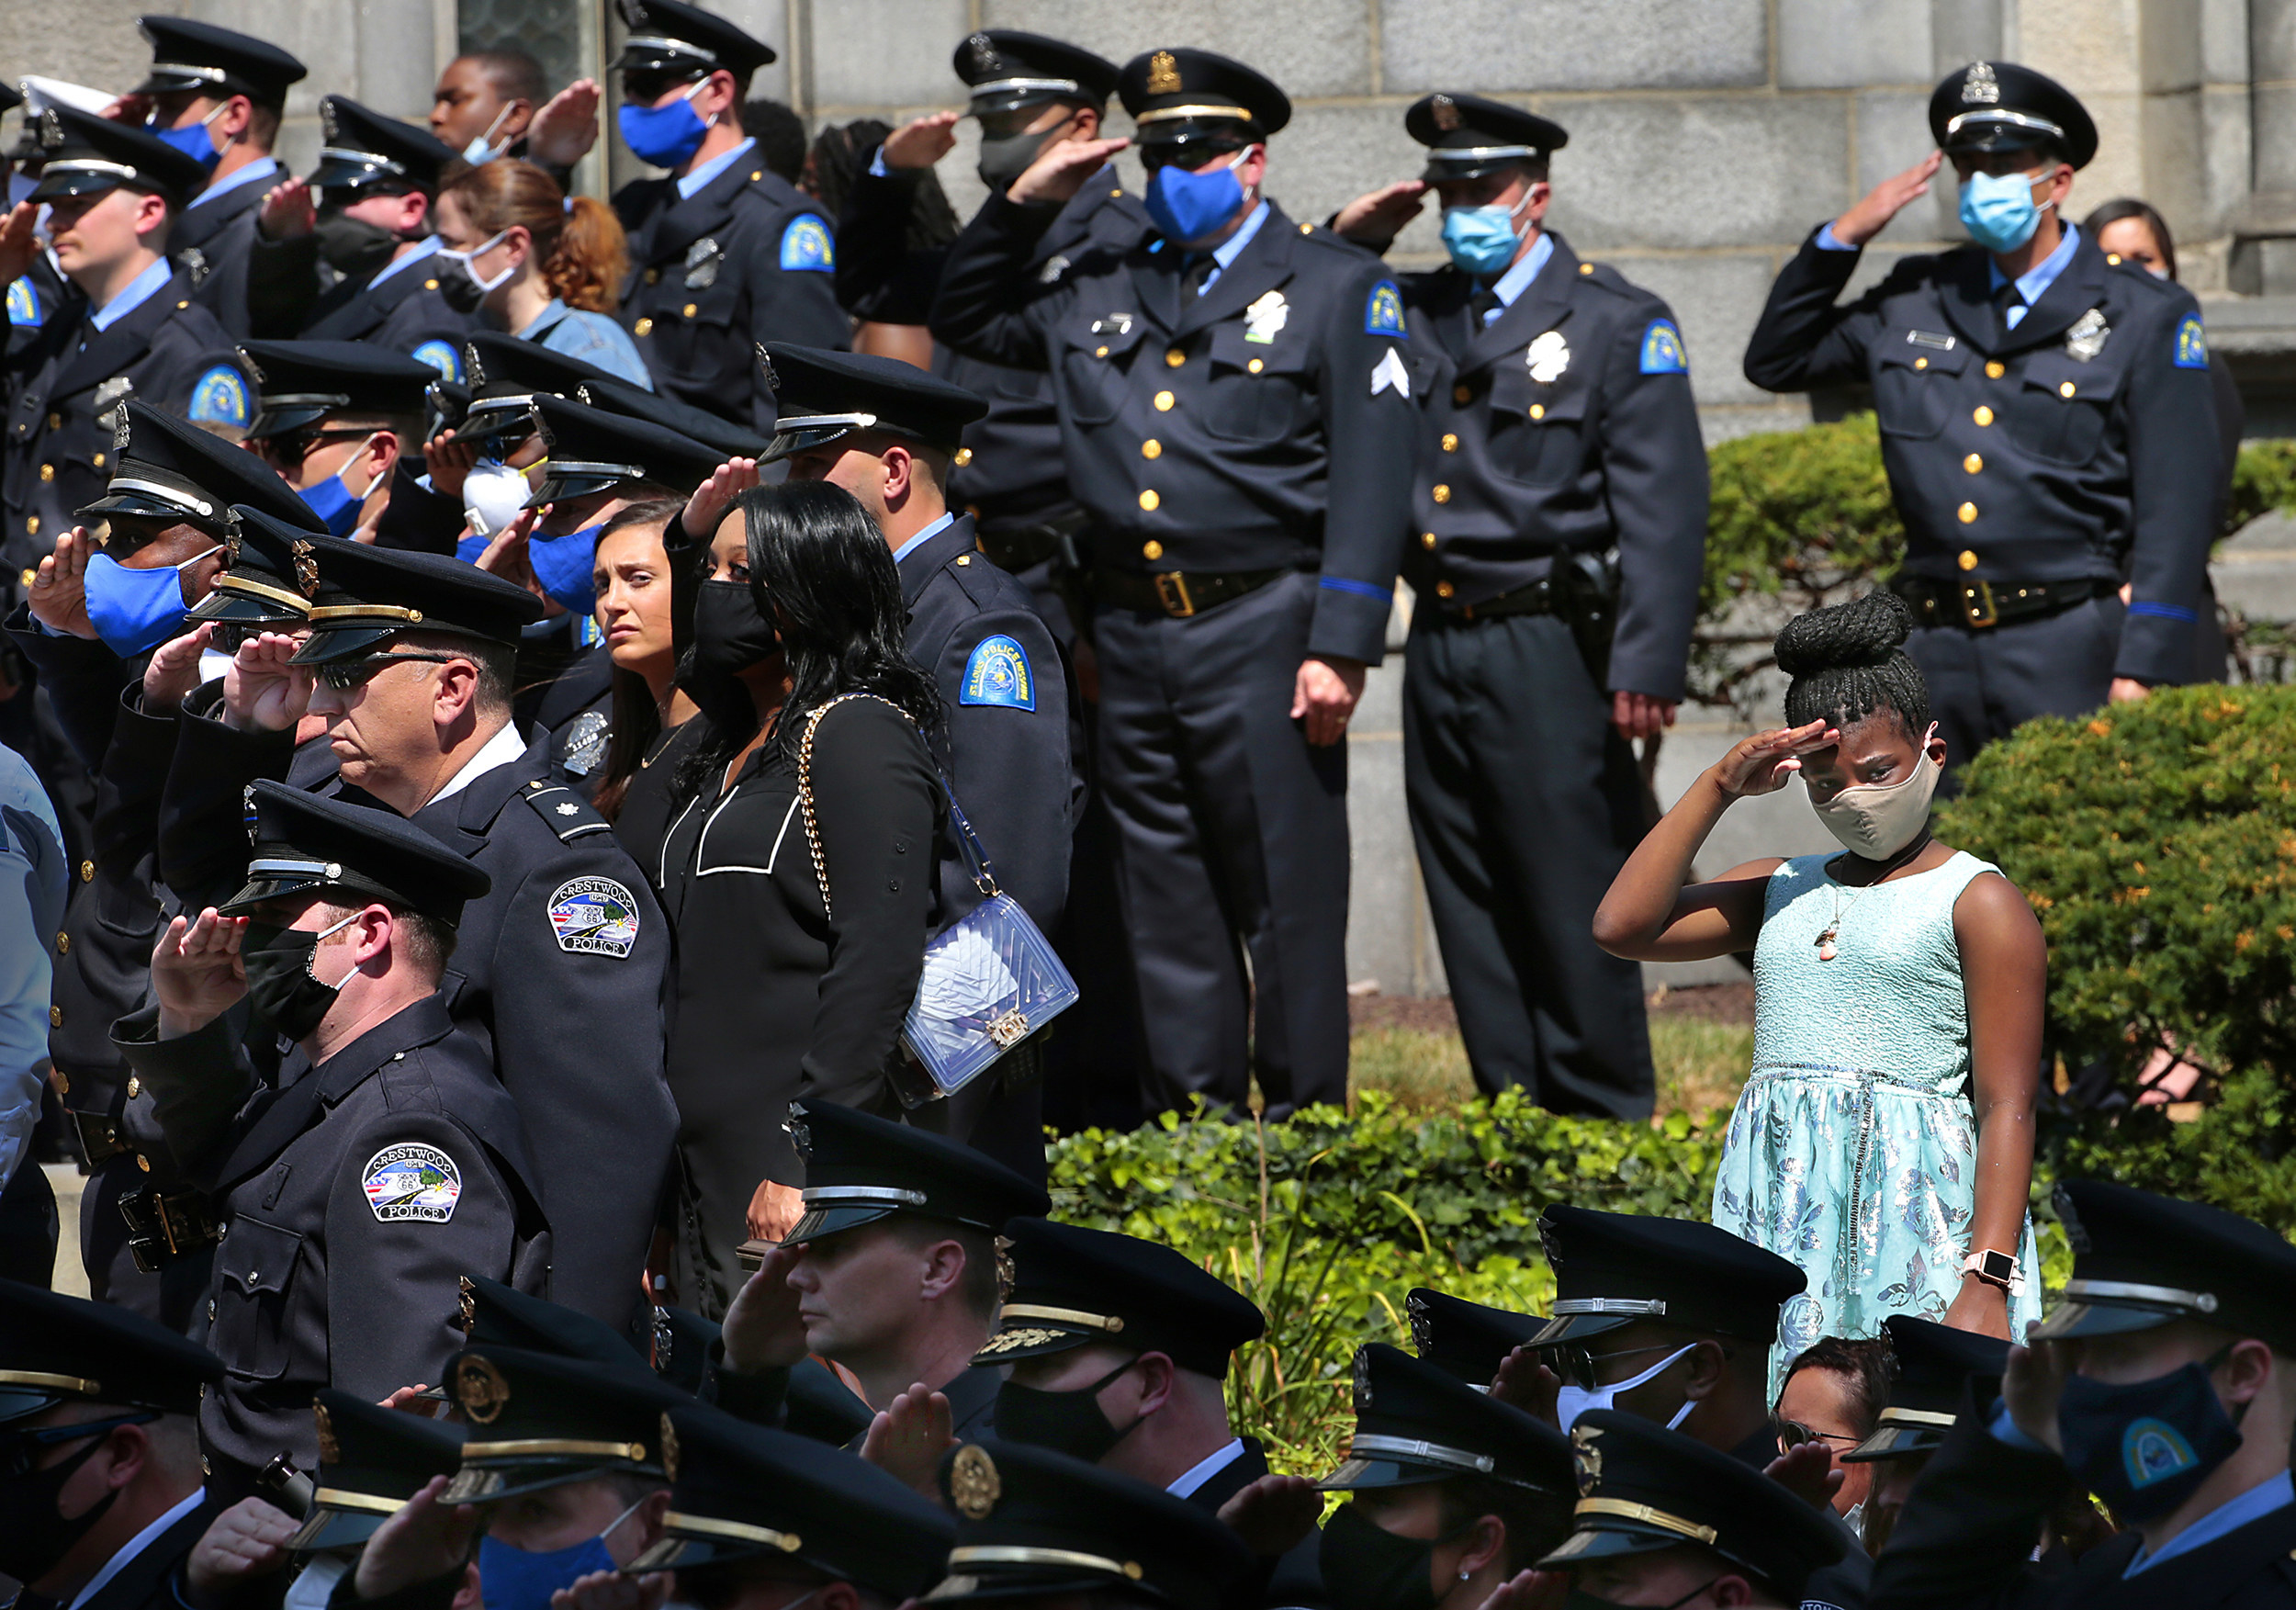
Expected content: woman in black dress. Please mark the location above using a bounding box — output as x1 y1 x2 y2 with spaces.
656 478 943 1313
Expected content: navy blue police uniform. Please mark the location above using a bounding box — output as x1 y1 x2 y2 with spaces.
609 0 849 433
1743 63 2220 776
931 50 1416 1120
113 784 550 1497
129 18 309 341
1388 95 1706 1120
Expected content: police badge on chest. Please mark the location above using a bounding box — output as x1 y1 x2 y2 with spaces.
685 238 722 290
2065 308 2110 362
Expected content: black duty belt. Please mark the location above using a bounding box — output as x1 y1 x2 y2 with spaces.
119 1185 225 1273
976 509 1089 575
1891 573 2115 631
73 1109 132 1166
1092 567 1292 620
1431 576 1560 624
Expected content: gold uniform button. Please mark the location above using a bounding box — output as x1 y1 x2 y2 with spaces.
17 569 31 588
136 1154 151 1173
48 1005 61 1028
955 554 973 566
1440 433 1458 452
1154 390 1175 411
1578 263 1593 275
92 453 104 469
1435 580 1457 597
646 268 660 284
1246 357 1263 374
953 446 973 467
1985 361 2005 378
38 464 52 482
1957 501 1977 524
79 859 94 883
2106 252 2122 265
25 516 37 535
423 278 440 290
1139 490 1160 512
128 1075 140 1099
1958 548 1979 570
749 170 762 182
1165 347 1185 367
54 930 68 954
635 317 655 336
1431 484 1452 504
1300 222 1311 234
2058 380 2076 398
682 303 698 318
1142 539 1165 560
1528 403 1546 421
175 299 189 310
1420 532 1437 549
1914 356 1928 370
1095 344 1109 357
1453 385 1473 404
47 413 60 430
1964 453 1983 474
1141 439 1161 459
1973 405 1994 427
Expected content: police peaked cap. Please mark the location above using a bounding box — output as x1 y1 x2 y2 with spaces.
631 1403 955 1594
612 0 778 78
237 340 443 439
287 1388 467 1553
1930 61 2097 169
80 400 321 537
1320 1343 1572 1493
184 504 327 630
28 105 209 208
760 343 988 461
928 1441 1257 1610
579 374 771 462
221 780 491 925
441 1342 690 1504
310 96 456 193
1408 1288 1542 1387
1405 93 1567 182
974 1219 1263 1379
523 393 727 506
0 83 17 115
456 332 623 453
953 32 1121 115
1540 1412 1844 1600
2032 1179 2296 1355
287 539 544 664
1840 1316 2008 1463
0 1276 223 1426
134 17 307 107
459 1274 654 1369
1117 49 1290 147
780 1099 1050 1245
1530 1206 1806 1345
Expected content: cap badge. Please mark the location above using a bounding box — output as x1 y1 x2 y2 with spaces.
1147 51 1182 96
291 540 319 598
2065 307 2110 363
652 1305 675 1374
313 1402 342 1467
783 1107 812 1158
38 108 61 152
2053 1182 2088 1253
1353 1347 1374 1411
110 408 134 456
1570 1425 1603 1495
950 1443 1001 1519
968 34 1000 75
1405 1293 1435 1355
1525 329 1570 384
757 345 782 400
455 1354 512 1424
456 1275 478 1335
321 101 341 142
222 521 242 569
1963 61 1999 105
1431 95 1461 132
660 1412 680 1481
995 1233 1017 1303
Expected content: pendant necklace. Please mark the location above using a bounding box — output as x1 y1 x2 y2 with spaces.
1815 836 1930 961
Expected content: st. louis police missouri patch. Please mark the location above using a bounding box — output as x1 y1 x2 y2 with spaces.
363 1143 462 1222
782 215 835 272
548 875 641 956
962 634 1035 709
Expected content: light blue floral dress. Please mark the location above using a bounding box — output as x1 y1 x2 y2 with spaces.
1712 850 2042 1398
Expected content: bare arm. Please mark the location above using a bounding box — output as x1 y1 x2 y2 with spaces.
1941 870 2045 1338
1591 719 1836 961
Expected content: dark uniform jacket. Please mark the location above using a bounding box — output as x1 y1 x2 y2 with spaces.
2 265 237 583
1727 1424 1869 1610
174 173 268 340
931 197 1416 667
1398 231 1707 702
1742 225 2219 686
613 160 849 432
152 706 676 1332
1870 1407 2296 1610
42 1492 221 1610
899 512 1073 930
1188 1439 1328 1610
248 236 473 374
114 993 550 1482
838 167 1149 534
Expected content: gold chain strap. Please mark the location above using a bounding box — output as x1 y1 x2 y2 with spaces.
794 692 907 921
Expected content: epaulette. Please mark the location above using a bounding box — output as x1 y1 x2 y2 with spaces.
518 777 613 842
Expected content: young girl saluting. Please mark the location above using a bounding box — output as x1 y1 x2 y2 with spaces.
1593 591 2043 1385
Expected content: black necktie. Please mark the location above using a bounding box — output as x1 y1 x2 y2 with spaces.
1182 253 1214 298
1468 284 1502 327
1994 278 2024 341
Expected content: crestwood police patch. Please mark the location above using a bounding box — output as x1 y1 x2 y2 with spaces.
781 216 835 272
1365 280 1407 337
363 1143 462 1222
961 635 1035 709
411 340 463 382
548 875 641 956
1639 320 1689 375
2174 313 2209 369
187 365 251 429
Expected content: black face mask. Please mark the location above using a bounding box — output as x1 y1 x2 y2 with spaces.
316 212 400 278
1317 1502 1448 1610
692 579 781 679
993 1358 1140 1463
2056 1352 2245 1523
0 1428 128 1586
434 255 490 316
240 915 358 1042
976 124 1064 193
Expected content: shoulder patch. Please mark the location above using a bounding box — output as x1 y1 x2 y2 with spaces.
1638 320 1689 375
364 1143 462 1222
548 874 641 957
2174 312 2208 369
6 277 39 327
781 215 834 273
411 340 463 383
519 781 612 842
186 364 251 428
1365 279 1408 338
961 634 1036 710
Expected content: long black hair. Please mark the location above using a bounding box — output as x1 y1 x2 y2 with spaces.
1776 590 1930 739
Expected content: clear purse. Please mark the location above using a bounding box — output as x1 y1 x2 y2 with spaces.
797 696 1079 1103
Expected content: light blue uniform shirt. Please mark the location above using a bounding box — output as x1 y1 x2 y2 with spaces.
679 137 759 200
0 742 64 1194
1477 230 1555 323
1815 219 2080 330
187 154 277 210
368 234 442 289
891 511 957 565
516 298 655 388
89 256 174 332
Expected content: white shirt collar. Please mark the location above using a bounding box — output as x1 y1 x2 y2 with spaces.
68 1486 207 1610
678 136 759 201
88 256 175 332
890 511 958 566
368 234 443 290
188 154 279 209
1166 1438 1246 1499
427 718 529 805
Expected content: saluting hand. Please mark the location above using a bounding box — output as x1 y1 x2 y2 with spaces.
1216 1473 1321 1557
225 631 315 732
1332 180 1429 247
28 526 96 639
1829 151 1943 249
1709 718 1838 800
152 907 249 1039
684 458 760 548
1007 135 1129 207
477 508 559 614
1487 1345 1561 1425
355 1478 481 1604
721 1244 811 1372
859 1380 954 1497
1761 1439 1844 1512
185 1498 299 1606
552 1570 670 1610
0 200 40 287
883 111 960 171
425 429 480 503
529 80 602 169
1470 1570 1572 1610
257 177 318 242
143 623 216 712
2000 1327 2069 1455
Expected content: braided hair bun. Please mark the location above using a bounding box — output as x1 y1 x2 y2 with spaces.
1776 591 1930 736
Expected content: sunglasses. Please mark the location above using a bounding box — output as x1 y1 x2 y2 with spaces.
1776 1421 1863 1451
315 652 462 692
252 427 372 469
1138 140 1248 174
0 1413 157 1478
1539 1340 1689 1391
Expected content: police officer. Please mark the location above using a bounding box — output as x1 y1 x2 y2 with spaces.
237 340 444 538
1337 94 1706 1119
0 1278 224 1610
113 782 550 1494
931 49 1416 1120
610 0 848 430
1836 1316 2007 1557
276 1388 467 1610
154 541 678 1334
1543 1411 1846 1610
248 97 472 377
1744 62 2220 775
123 17 308 339
1405 1287 1541 1389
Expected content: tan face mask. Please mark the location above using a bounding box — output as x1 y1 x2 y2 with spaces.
1807 723 1941 860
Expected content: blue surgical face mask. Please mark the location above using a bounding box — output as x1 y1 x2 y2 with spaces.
617 80 712 171
150 102 228 173
530 522 606 615
1958 168 2053 254
299 434 380 537
462 103 517 165
478 1498 647 1610
1145 148 1252 247
83 545 220 658
1440 193 1532 277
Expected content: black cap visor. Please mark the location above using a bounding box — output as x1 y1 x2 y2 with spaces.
2029 1298 2187 1343
1526 1312 1638 1347
132 63 238 99
185 582 308 626
1130 112 1255 153
971 1321 1097 1369
78 483 231 530
442 1453 660 1508
1317 1457 1455 1492
1419 145 1539 183
968 81 1084 119
460 397 546 457
760 412 883 466
1840 1420 1951 1463
525 458 649 508
0 1378 80 1426
310 150 411 192
613 39 716 80
246 395 355 441
30 161 140 201
285 1499 398 1554
1941 109 2065 157
1539 1523 1693 1570
217 857 400 917
626 1520 807 1573
288 618 427 665
778 1200 902 1247
924 1560 1165 1608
